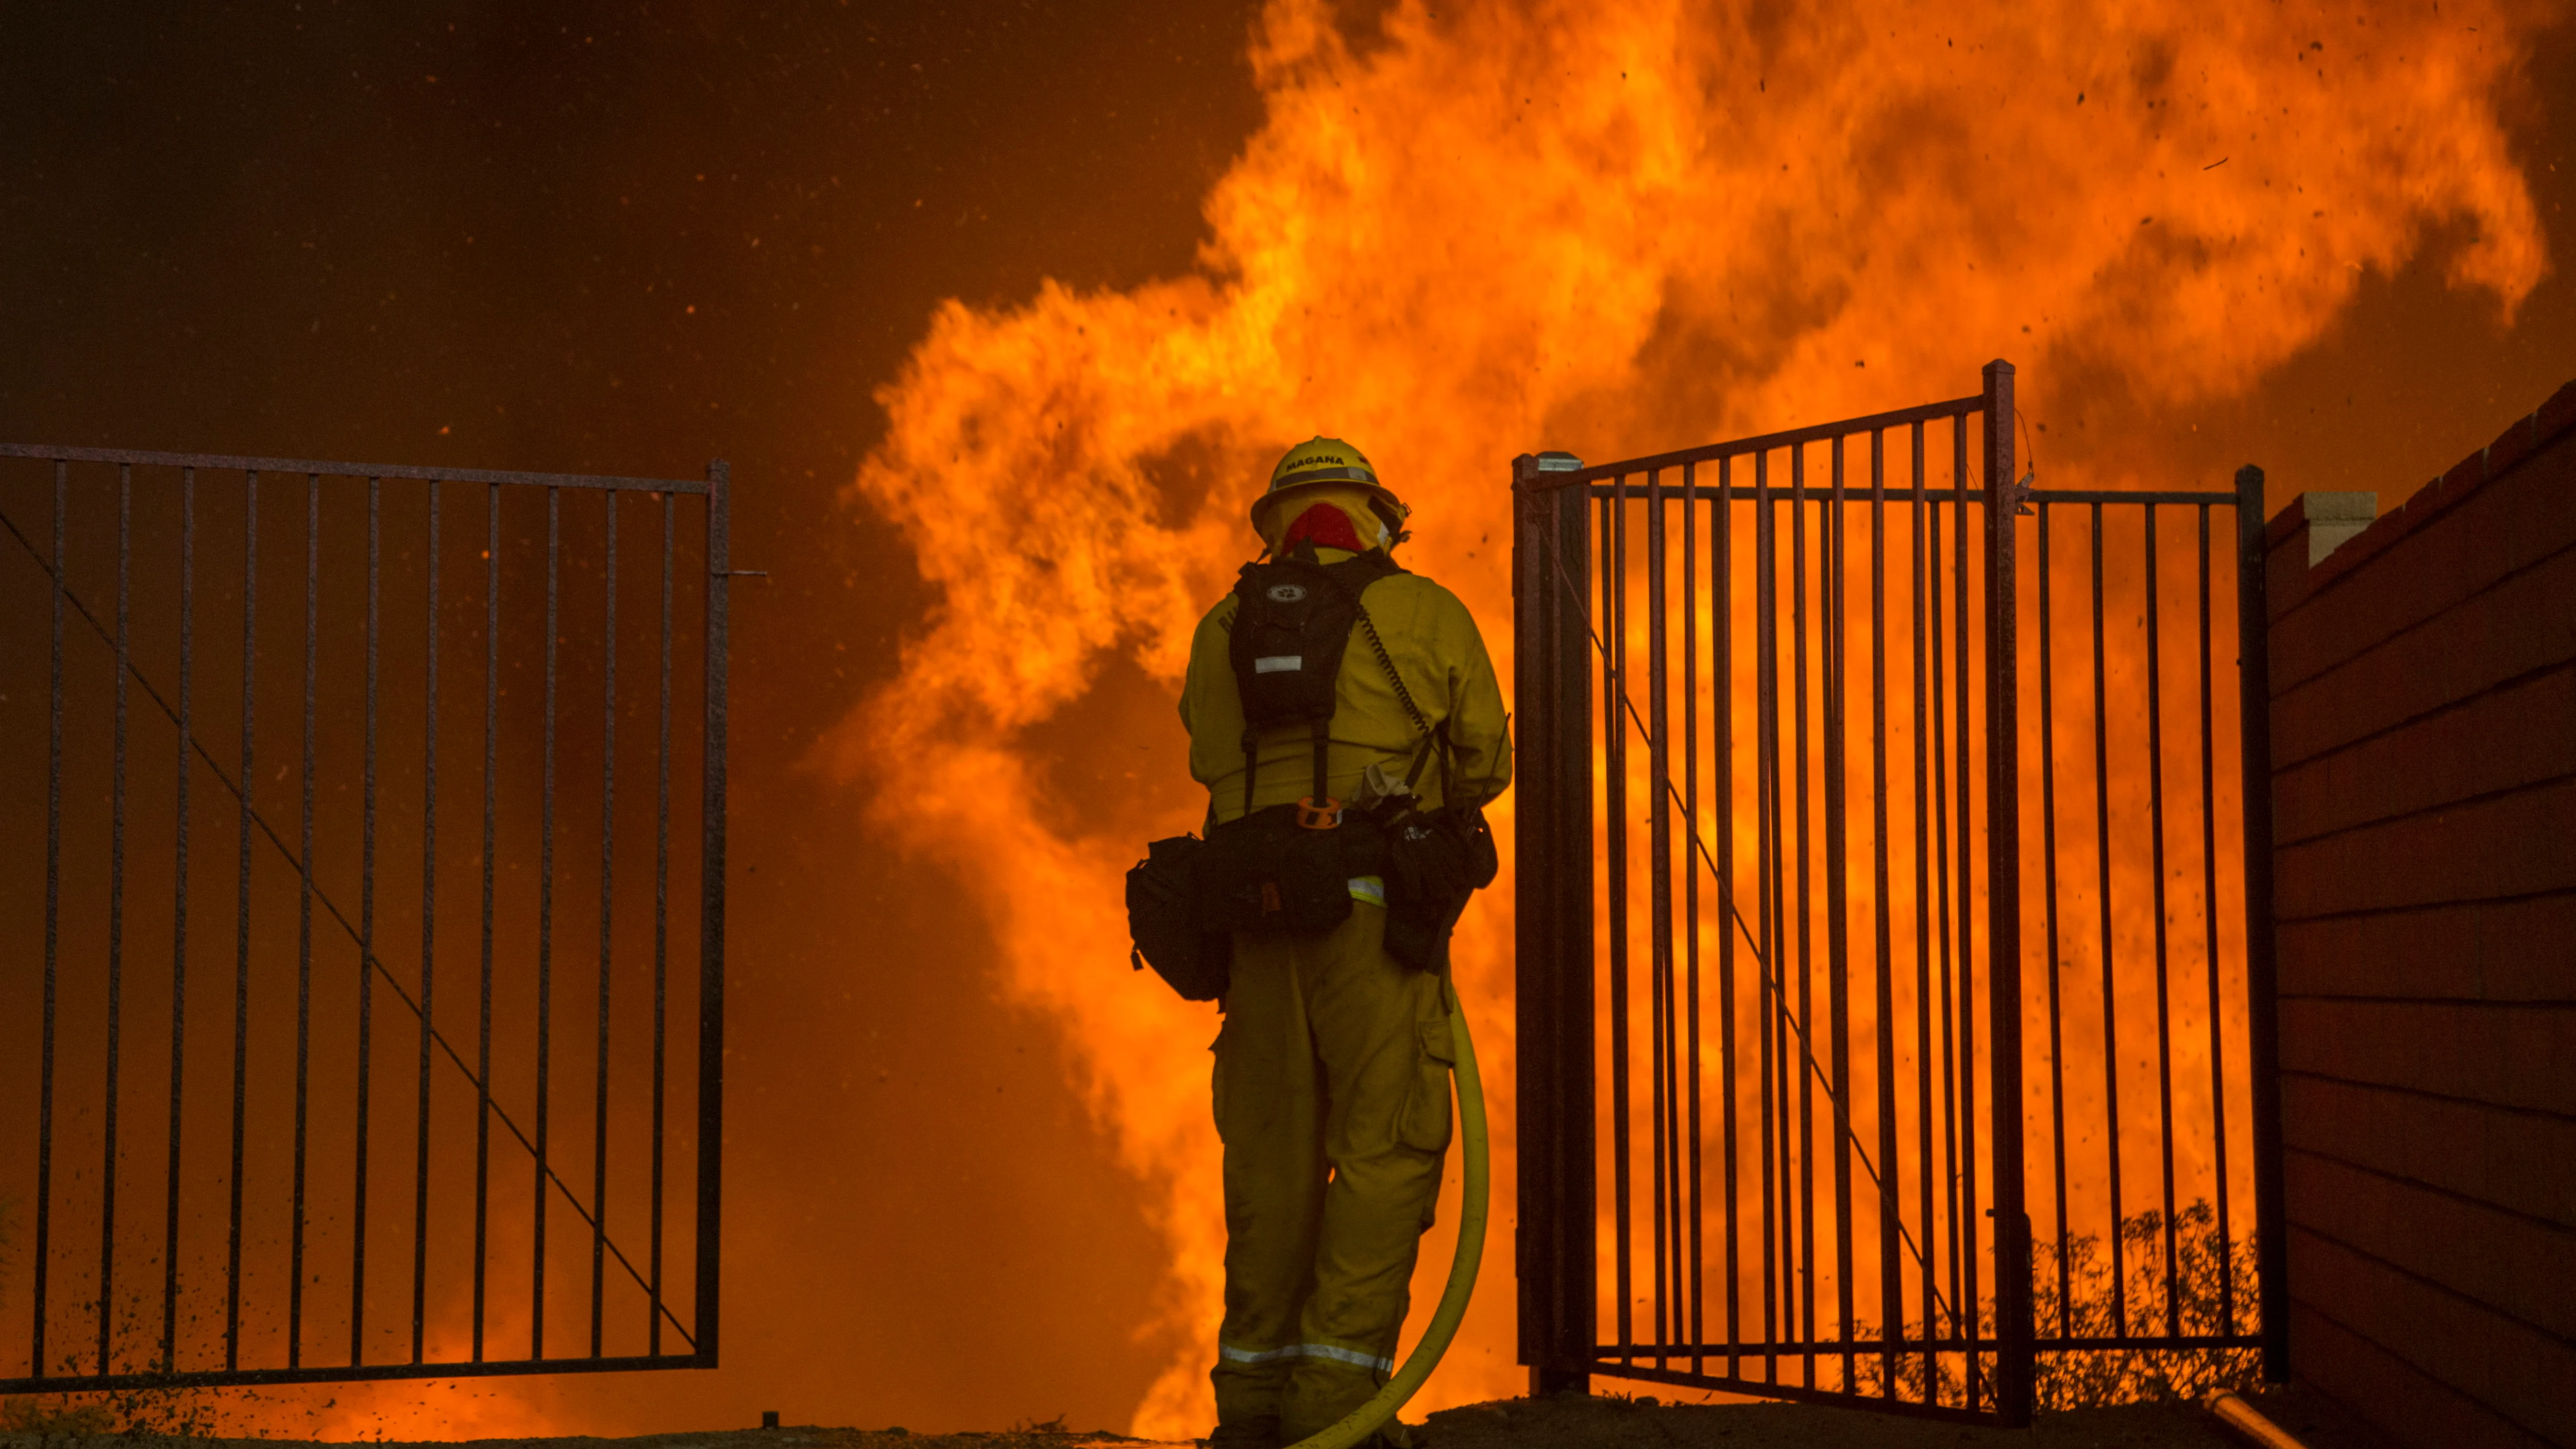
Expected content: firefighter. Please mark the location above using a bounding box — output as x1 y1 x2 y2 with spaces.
1177 437 1511 1448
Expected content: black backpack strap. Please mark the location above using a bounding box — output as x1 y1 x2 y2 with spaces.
1311 718 1331 813
1241 726 1259 817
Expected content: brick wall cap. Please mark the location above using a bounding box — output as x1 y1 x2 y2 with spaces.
2302 491 2378 521
2483 413 2537 481
2273 377 2575 620
2266 489 2379 548
2538 379 2576 446
2440 450 2486 498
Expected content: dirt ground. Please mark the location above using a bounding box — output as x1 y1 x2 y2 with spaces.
1416 1383 2380 1449
0 1383 2384 1449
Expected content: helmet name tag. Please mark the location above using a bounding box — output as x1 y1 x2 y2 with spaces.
1253 655 1304 674
1266 583 1308 604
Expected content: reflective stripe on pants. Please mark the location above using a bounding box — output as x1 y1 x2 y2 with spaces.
1218 1341 1397 1373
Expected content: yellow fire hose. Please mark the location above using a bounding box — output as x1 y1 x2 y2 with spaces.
1285 971 1489 1449
2206 1392 2314 1449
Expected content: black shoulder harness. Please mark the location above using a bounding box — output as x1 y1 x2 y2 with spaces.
1226 544 1404 819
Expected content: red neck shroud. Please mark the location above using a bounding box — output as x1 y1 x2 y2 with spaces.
1280 501 1367 554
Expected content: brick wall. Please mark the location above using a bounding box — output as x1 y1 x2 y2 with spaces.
2262 380 2576 1449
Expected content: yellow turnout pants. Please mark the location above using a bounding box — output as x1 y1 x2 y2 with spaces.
1211 900 1454 1442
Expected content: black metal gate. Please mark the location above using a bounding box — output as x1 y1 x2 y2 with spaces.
1511 363 2285 1424
1 444 731 1392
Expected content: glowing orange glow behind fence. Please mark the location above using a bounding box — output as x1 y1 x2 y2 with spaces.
1567 461 2264 1407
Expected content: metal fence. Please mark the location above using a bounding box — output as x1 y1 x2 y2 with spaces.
0 444 731 1392
1511 363 2285 1425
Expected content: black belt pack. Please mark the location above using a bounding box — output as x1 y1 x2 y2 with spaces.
1124 805 1391 1002
1198 803 1387 937
1125 833 1231 1001
1381 803 1498 974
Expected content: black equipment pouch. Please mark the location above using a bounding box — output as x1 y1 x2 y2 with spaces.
1125 833 1232 1001
1199 803 1386 936
1381 803 1499 974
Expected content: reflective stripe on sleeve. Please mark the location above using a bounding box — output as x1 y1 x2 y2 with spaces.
1346 874 1385 906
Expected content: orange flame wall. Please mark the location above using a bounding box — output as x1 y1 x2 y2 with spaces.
840 0 2548 1435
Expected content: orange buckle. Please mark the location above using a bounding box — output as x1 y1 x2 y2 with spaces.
1295 796 1344 830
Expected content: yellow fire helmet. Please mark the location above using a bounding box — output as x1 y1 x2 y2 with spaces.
1251 435 1412 542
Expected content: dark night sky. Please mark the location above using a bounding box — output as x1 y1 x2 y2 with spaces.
0 2 1273 1435
3 0 2573 1438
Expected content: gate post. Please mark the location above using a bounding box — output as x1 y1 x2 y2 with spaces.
1513 453 1594 1399
696 458 731 1369
2233 464 2289 1382
1979 360 2035 1423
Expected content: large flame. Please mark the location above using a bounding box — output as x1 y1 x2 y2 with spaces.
840 0 2546 1435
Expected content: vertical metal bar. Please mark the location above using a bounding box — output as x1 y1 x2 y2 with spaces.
474 484 500 1362
1669 479 1690 1369
1927 447 1960 1398
1754 448 1780 1385
594 490 619 1357
1777 512 1798 1378
1870 432 1902 1397
1513 461 1542 1382
291 473 320 1368
1681 460 1705 1376
352 478 379 1367
1825 436 1856 1391
1647 470 1673 1362
652 490 675 1353
697 459 732 1366
2091 501 2126 1337
2233 464 2287 1381
413 478 440 1364
535 486 560 1359
1605 479 1632 1361
224 470 259 1372
1512 456 1551 1386
1909 425 1937 1399
164 470 196 1375
2145 504 2182 1339
101 465 131 1376
1716 455 1739 1383
2039 505 2073 1340
37 458 64 1381
2198 503 2237 1336
1981 360 2030 1424
1951 413 1980 1413
1790 442 1817 1386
